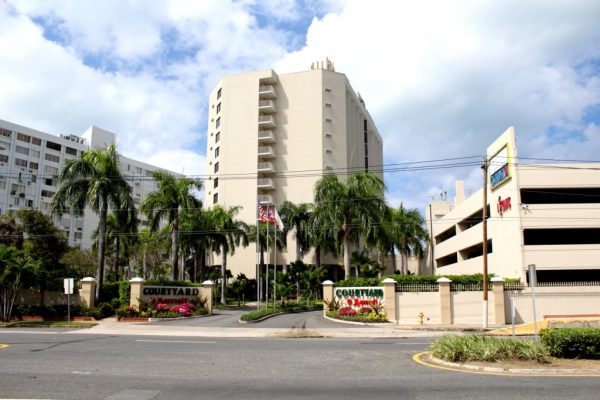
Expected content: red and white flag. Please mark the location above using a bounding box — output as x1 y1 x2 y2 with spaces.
257 204 269 222
268 208 284 230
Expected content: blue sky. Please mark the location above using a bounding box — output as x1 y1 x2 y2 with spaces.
1 0 599 213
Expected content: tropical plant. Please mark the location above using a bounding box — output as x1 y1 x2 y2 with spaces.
313 173 387 278
279 201 312 262
207 206 248 304
141 171 202 281
50 144 133 299
0 245 39 322
392 204 429 274
60 248 96 281
131 227 170 280
352 250 385 278
0 215 23 249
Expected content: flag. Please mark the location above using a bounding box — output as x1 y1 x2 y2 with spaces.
257 204 269 222
268 208 284 230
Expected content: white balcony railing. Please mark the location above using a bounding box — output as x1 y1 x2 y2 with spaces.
258 194 275 205
258 130 276 143
258 99 276 113
257 178 275 190
258 115 276 128
258 146 275 158
257 162 274 173
258 85 276 99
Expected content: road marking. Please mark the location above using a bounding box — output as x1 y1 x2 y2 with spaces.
0 344 8 349
412 351 600 377
135 339 216 344
72 371 91 375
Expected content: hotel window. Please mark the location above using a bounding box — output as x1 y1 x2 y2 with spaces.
45 153 60 163
31 175 37 183
41 190 55 198
136 167 142 174
0 154 8 163
31 137 41 146
66 147 77 156
29 162 39 170
216 102 221 114
17 133 31 143
15 145 29 155
0 128 11 138
215 117 221 129
217 88 222 99
45 177 54 186
214 162 219 173
215 146 220 157
46 141 61 151
0 180 5 190
15 158 27 167
213 193 218 204
215 132 220 143
214 178 218 188
30 149 40 158
44 165 58 175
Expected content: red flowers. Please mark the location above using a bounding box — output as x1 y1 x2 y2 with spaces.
338 307 356 316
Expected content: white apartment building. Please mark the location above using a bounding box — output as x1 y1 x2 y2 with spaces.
426 127 600 282
0 118 179 249
204 60 384 277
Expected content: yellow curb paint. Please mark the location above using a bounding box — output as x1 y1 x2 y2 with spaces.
412 352 600 377
0 344 8 349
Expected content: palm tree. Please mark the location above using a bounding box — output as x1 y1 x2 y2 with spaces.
393 205 429 274
141 171 202 281
313 173 387 278
50 144 133 299
0 245 39 322
208 206 248 304
279 201 312 262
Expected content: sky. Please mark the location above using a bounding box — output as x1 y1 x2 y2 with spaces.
1 0 599 212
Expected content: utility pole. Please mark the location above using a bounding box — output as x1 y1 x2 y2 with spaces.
481 157 489 329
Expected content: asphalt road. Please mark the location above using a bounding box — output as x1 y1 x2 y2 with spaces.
152 308 366 329
1 330 599 400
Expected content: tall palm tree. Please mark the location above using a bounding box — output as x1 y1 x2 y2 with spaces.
50 144 133 299
208 206 248 304
279 201 312 262
141 171 202 281
393 204 429 274
105 208 138 281
313 173 387 278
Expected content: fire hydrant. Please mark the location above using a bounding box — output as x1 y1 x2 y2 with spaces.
418 312 425 325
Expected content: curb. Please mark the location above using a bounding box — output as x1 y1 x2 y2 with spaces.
414 352 600 376
148 314 211 323
322 315 391 327
238 312 286 324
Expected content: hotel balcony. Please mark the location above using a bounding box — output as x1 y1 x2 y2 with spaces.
257 178 275 190
258 115 276 128
258 99 276 113
258 194 275 205
257 145 275 158
259 85 277 99
257 161 275 173
258 130 276 143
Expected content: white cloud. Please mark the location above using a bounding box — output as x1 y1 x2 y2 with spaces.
275 0 600 212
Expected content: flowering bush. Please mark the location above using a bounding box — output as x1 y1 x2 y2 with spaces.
170 304 191 316
338 307 356 316
358 307 371 314
155 303 170 311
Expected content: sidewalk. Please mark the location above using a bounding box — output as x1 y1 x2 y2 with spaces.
71 317 504 339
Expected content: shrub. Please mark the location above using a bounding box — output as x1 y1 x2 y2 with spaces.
97 302 115 319
116 305 139 319
430 335 549 363
338 307 356 316
540 328 600 359
240 307 280 322
323 297 341 312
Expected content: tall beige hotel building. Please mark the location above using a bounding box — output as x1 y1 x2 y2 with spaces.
204 59 384 278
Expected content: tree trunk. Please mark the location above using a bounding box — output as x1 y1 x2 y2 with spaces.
220 245 227 304
315 245 321 268
193 251 198 283
391 247 397 273
199 247 206 282
96 198 108 300
114 237 120 281
142 246 147 280
171 210 178 281
295 222 301 261
343 228 351 279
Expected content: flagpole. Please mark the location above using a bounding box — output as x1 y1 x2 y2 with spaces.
266 209 269 306
256 204 260 310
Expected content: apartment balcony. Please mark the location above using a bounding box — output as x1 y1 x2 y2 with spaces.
257 162 275 173
259 85 276 99
258 115 276 128
257 178 275 190
257 146 275 158
258 130 276 143
258 99 276 113
258 194 275 205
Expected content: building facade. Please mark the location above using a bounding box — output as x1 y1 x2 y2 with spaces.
204 60 384 277
0 118 179 249
426 127 600 282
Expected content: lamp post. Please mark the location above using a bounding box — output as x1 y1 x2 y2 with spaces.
481 158 489 329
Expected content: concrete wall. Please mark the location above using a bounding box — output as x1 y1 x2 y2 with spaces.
396 292 440 324
16 289 84 306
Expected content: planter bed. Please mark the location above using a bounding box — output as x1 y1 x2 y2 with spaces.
11 315 97 322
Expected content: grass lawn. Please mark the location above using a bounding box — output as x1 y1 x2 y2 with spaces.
0 321 97 329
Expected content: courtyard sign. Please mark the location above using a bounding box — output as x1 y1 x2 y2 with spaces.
142 286 200 304
334 287 384 308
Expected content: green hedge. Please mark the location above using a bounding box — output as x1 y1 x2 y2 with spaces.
540 328 600 359
335 273 521 287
